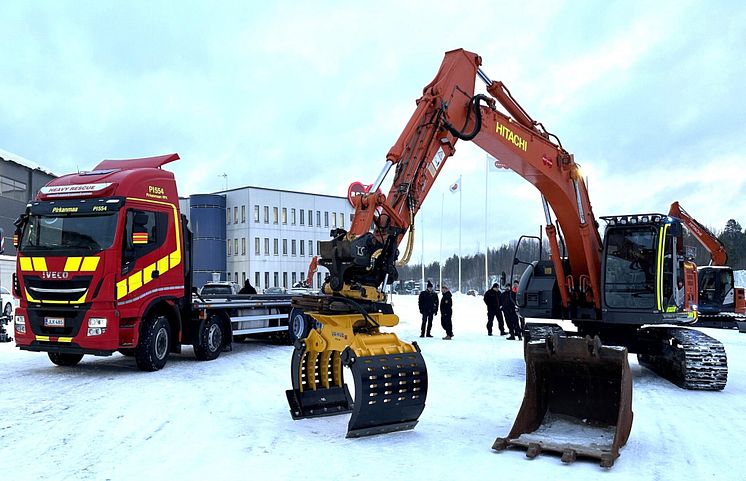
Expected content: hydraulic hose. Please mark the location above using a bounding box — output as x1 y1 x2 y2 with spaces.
443 94 491 141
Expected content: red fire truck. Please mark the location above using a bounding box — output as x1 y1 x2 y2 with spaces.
12 154 292 370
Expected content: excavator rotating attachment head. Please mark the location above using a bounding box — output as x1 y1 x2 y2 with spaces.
494 334 633 468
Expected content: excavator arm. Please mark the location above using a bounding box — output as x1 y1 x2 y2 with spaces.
668 201 728 266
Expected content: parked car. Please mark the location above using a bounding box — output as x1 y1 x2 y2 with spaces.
1 286 18 317
199 281 240 296
263 287 288 295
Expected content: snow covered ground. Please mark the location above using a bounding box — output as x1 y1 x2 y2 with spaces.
2 294 745 481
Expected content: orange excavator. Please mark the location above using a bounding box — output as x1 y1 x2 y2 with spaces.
285 49 728 467
668 202 746 329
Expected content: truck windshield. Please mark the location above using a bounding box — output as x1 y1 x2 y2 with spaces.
603 226 658 309
19 213 119 255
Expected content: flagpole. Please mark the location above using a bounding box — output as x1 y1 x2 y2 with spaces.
439 192 444 290
485 157 489 292
458 175 462 294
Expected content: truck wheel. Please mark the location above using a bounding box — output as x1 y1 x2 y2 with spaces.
288 308 312 344
135 315 171 371
194 316 225 361
48 352 83 366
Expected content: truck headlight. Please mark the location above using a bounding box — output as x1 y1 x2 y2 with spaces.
88 317 107 328
14 315 26 334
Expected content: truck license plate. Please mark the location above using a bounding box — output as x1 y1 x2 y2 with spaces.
44 317 65 327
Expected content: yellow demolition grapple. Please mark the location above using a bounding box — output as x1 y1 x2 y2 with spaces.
493 333 633 468
285 295 428 438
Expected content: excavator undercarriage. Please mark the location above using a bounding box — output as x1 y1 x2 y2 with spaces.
285 294 427 437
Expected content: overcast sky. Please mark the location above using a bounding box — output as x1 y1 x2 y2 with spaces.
2 0 744 263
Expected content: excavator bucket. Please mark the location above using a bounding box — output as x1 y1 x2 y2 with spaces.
286 336 428 438
493 335 633 468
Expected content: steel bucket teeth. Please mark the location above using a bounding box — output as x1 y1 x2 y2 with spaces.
343 347 428 438
494 335 633 468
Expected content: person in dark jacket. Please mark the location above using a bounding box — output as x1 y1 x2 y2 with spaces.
440 284 453 340
238 279 257 295
500 281 522 340
418 280 438 337
483 283 506 336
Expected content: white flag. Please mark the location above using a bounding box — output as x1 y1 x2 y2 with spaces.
449 176 462 194
487 154 508 172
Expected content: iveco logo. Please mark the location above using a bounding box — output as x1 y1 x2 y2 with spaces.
42 271 70 279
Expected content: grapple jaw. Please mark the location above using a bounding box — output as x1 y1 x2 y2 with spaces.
285 346 353 419
494 335 633 468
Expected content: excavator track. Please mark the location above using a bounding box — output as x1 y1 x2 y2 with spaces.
694 312 743 330
636 327 728 391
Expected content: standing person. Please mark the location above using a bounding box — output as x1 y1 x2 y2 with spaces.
418 280 438 338
483 283 506 336
238 279 257 295
501 281 522 340
440 284 454 340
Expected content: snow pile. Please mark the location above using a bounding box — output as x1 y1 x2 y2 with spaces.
2 295 746 480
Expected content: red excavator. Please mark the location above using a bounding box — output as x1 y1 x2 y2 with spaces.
668 201 746 329
285 49 728 467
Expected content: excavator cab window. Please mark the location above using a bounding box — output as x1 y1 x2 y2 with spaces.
603 226 658 309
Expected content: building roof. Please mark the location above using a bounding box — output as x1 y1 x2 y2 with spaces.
211 184 348 201
0 148 57 177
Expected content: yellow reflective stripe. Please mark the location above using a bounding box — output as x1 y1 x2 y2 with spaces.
169 251 181 268
72 291 88 304
41 300 70 305
25 290 39 303
64 257 83 271
19 257 33 271
128 271 143 292
80 257 100 271
36 335 50 342
157 257 169 274
116 279 128 300
32 257 48 271
58 337 73 343
142 263 157 285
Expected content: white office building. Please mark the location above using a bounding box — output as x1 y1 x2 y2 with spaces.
182 186 355 291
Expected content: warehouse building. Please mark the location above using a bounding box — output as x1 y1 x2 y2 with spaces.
181 186 355 291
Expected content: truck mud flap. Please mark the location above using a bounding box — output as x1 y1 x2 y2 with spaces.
493 335 632 468
286 345 353 419
342 346 428 438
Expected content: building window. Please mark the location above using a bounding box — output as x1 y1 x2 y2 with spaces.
226 207 231 225
291 208 296 225
283 272 288 288
273 272 279 287
264 206 269 223
234 238 238 255
235 272 239 282
308 240 313 256
241 205 246 223
332 212 337 228
350 213 354 224
292 272 297 286
291 239 296 256
265 272 270 288
340 213 345 228
316 211 321 226
317 272 322 288
300 240 305 256
325 211 329 227
255 272 260 288
227 239 231 256
254 205 260 222
241 237 246 255
282 207 287 224
317 241 321 255
255 237 260 255
308 210 313 227
0 176 27 201
234 207 238 224
264 238 270 255
273 238 279 256
242 272 246 283
299 209 304 225
273 207 279 224
282 238 288 256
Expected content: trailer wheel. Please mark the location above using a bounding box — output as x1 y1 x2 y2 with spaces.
194 315 225 361
135 315 171 371
288 308 312 344
48 352 83 366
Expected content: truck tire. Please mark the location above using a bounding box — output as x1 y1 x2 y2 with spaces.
48 352 84 366
135 315 171 371
193 315 225 361
288 308 312 344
